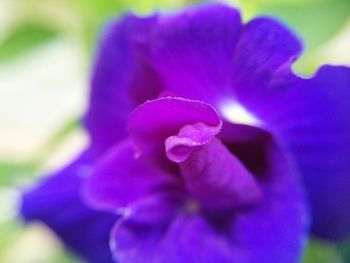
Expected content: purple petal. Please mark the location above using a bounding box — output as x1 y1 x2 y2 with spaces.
251 66 350 240
84 140 182 211
20 150 117 263
145 3 241 104
112 129 308 263
84 14 161 150
223 131 308 263
179 138 261 211
120 192 185 225
128 97 221 156
111 192 182 263
232 17 302 105
112 206 234 263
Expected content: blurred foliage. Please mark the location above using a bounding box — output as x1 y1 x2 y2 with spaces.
2 0 349 70
303 239 343 263
338 239 350 262
0 0 197 60
0 118 79 262
33 118 80 163
0 118 78 187
1 0 348 71
0 23 57 62
0 221 22 250
0 161 37 187
258 0 350 51
0 220 79 263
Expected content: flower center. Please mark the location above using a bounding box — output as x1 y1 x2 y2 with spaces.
220 101 260 126
128 96 262 212
184 199 200 214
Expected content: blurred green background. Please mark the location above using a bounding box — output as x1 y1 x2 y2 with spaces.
0 0 349 262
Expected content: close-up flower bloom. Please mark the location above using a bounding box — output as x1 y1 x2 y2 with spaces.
20 3 350 263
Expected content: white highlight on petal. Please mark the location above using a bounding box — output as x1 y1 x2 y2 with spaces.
220 101 261 126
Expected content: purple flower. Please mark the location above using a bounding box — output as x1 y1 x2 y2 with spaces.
21 3 350 263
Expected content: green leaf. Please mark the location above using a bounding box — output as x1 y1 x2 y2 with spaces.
302 239 342 263
338 238 350 262
259 0 350 51
0 23 58 62
49 251 82 263
0 161 38 187
0 220 22 250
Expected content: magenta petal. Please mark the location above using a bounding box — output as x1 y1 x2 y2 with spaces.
165 122 221 162
128 97 221 155
179 138 261 211
84 140 181 211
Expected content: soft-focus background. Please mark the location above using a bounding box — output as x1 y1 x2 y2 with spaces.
1 0 350 262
